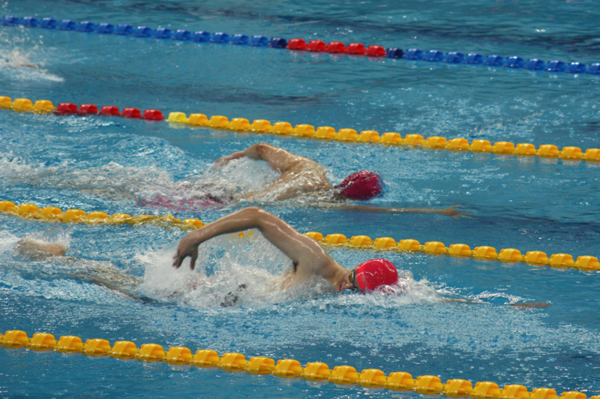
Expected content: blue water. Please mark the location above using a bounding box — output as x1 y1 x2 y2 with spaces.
1 0 600 398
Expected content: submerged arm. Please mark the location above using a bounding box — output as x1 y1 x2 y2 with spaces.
173 207 336 272
313 203 474 219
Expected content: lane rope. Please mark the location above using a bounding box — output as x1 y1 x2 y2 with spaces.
1 200 598 272
1 329 597 398
2 95 600 164
2 14 599 77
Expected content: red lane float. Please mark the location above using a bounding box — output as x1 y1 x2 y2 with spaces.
307 40 327 52
327 42 347 53
286 38 307 51
347 43 366 55
142 109 164 121
367 45 386 57
99 105 120 116
122 107 141 118
54 102 78 115
78 104 98 115
285 39 390 58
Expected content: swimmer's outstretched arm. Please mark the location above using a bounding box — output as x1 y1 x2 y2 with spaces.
314 203 474 219
173 207 343 281
443 298 551 309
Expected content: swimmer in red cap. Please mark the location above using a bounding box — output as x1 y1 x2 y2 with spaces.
214 143 471 218
173 206 400 293
173 206 551 308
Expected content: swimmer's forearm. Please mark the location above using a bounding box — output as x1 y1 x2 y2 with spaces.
216 144 268 165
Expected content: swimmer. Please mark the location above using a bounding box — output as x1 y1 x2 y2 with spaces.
173 207 398 293
11 225 549 308
172 206 549 310
211 143 472 219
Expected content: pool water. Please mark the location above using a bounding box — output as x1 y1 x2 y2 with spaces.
1 0 600 398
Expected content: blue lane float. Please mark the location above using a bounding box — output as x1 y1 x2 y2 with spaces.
566 62 586 74
464 53 484 64
588 63 600 75
115 24 133 35
387 48 404 59
423 50 444 62
404 48 424 60
250 35 269 46
483 55 504 67
211 32 230 44
174 29 191 41
231 34 249 45
444 52 464 64
96 23 114 34
546 60 566 73
505 56 525 69
132 26 152 38
76 21 95 32
20 16 38 27
3 14 599 77
153 27 171 39
57 19 76 31
525 58 545 71
40 18 57 29
269 37 287 48
192 31 211 42
0 15 18 25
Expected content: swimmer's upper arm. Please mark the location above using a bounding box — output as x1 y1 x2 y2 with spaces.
173 207 334 271
251 207 334 268
246 143 299 172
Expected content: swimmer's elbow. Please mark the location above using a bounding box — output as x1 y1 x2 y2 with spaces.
253 143 271 157
244 206 266 222
243 206 278 229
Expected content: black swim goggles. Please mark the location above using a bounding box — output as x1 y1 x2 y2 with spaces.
348 268 361 291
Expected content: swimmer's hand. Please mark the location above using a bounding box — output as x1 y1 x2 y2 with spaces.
212 151 246 171
435 206 475 219
173 231 200 270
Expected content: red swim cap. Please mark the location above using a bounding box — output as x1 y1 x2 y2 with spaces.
355 259 398 293
337 170 382 200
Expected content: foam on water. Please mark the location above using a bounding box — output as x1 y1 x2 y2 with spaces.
0 152 281 207
0 38 63 82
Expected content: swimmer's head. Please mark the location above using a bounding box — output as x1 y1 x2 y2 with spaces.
335 170 382 200
339 259 398 293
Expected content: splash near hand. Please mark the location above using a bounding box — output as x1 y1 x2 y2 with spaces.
212 152 245 171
